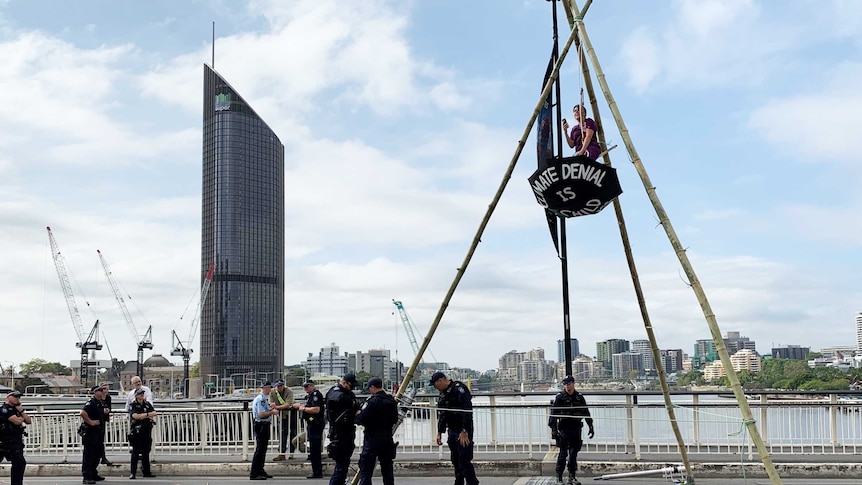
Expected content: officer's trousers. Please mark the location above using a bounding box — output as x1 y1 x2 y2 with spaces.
81 428 103 480
4 441 26 485
251 421 271 478
358 433 395 485
130 431 153 477
306 422 324 477
327 438 355 485
447 429 479 485
555 427 583 479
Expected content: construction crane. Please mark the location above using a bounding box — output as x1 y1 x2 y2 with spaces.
171 261 215 398
97 249 153 380
392 298 442 392
392 300 424 366
46 226 103 389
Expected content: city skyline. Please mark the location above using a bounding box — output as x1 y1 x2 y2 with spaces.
1 1 860 372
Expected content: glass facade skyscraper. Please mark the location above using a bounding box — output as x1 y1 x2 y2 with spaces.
200 64 284 382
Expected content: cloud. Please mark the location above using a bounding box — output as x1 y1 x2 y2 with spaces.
141 0 464 119
748 62 862 163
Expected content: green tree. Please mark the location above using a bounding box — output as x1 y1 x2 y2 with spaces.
20 358 72 375
190 361 201 378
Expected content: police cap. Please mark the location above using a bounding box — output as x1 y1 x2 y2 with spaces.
302 380 315 388
429 371 447 385
562 375 575 385
90 385 105 393
134 388 146 396
7 390 22 397
342 373 358 388
366 377 383 389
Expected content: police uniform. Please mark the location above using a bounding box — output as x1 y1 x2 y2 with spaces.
128 393 156 478
301 383 326 478
250 383 275 480
325 375 359 485
355 379 398 485
549 377 594 485
0 392 28 485
81 388 107 484
435 376 479 485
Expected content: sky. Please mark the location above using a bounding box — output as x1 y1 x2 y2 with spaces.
1 0 861 374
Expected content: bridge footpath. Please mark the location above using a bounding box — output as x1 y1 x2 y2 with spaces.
8 450 862 480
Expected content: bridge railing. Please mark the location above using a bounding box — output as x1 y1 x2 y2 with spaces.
17 390 862 461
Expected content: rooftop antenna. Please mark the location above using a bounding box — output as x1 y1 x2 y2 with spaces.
212 21 216 68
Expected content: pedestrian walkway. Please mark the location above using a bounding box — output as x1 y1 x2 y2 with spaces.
10 449 862 480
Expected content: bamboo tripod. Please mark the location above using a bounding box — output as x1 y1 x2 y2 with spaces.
350 2 783 484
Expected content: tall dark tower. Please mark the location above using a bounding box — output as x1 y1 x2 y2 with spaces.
201 64 284 384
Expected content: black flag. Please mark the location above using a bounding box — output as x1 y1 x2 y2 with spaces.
537 52 559 254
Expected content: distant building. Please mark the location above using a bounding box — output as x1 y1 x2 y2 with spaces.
612 351 642 379
703 361 725 381
631 339 654 372
820 345 857 359
557 338 579 363
730 349 761 373
303 343 349 377
856 312 862 351
199 64 285 381
724 331 757 354
693 339 717 363
597 339 629 369
661 349 685 374
353 349 391 380
497 348 550 383
771 345 810 360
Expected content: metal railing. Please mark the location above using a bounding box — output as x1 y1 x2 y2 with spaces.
16 390 862 461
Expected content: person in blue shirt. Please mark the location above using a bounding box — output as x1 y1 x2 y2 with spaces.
250 382 278 481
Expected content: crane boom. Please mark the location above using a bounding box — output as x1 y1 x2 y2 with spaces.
46 226 102 388
188 262 215 345
47 226 85 344
97 249 153 379
392 299 424 365
171 261 215 398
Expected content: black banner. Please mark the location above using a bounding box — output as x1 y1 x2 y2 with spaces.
528 155 622 218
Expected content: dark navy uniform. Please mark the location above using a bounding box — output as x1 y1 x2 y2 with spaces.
81 396 106 483
325 383 359 485
128 399 156 478
437 380 478 485
302 387 326 478
99 392 112 464
355 390 398 485
0 401 27 485
549 388 593 483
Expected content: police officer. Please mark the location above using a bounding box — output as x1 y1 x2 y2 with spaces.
355 377 398 485
0 390 31 485
432 371 479 485
325 373 359 485
128 388 157 479
549 375 594 485
250 382 278 480
298 380 325 479
80 384 107 484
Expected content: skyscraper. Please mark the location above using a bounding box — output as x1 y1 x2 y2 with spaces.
857 313 862 351
200 64 285 381
557 338 579 363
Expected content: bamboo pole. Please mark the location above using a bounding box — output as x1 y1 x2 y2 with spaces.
568 1 782 483
348 5 593 485
559 1 695 481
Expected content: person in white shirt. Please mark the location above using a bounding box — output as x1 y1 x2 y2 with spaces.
125 376 153 412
